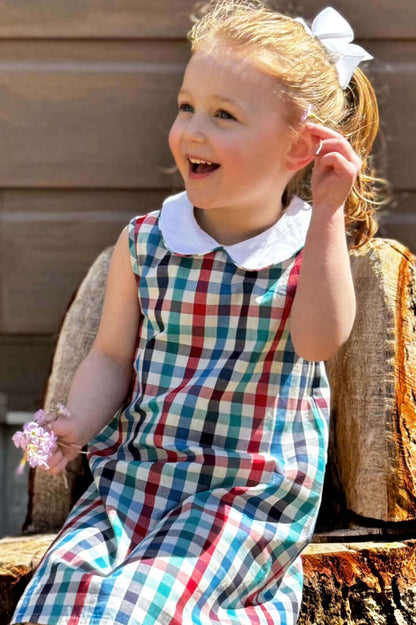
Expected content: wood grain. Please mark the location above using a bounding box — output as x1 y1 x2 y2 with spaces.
0 41 186 188
326 239 416 522
0 533 57 625
0 40 413 189
299 540 416 624
0 0 413 39
378 192 416 255
0 189 169 333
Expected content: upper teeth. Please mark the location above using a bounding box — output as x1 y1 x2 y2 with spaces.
189 158 213 165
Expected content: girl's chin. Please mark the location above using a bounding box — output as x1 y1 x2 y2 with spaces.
184 189 217 210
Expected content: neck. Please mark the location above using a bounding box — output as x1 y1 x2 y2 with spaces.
193 202 284 246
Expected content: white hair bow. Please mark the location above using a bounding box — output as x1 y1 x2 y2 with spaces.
295 7 373 89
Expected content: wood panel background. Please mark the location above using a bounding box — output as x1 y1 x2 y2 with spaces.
0 0 415 413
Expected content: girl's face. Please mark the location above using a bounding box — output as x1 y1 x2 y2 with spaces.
169 47 296 223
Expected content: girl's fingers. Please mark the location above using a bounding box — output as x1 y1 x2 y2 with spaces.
305 121 346 140
306 122 360 164
312 138 361 169
306 122 361 211
316 152 361 180
45 447 64 471
45 447 70 474
48 455 68 475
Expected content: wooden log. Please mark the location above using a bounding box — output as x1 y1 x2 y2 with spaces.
24 247 113 533
0 534 56 625
326 239 416 523
299 540 416 625
1 534 416 625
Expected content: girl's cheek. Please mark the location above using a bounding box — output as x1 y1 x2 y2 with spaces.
168 121 181 157
168 126 176 155
168 124 186 179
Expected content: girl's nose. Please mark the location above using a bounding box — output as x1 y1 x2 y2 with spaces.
183 114 207 144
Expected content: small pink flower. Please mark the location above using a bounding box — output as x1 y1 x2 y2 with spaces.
34 409 48 425
23 421 43 436
12 431 25 448
56 403 71 418
13 413 59 470
301 104 313 122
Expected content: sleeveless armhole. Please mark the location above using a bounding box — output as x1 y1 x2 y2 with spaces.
128 214 147 286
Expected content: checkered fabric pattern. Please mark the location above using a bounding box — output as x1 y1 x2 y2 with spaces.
13 209 330 625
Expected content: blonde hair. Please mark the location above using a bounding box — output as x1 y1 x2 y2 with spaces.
189 0 387 248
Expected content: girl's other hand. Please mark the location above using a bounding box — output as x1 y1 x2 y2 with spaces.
43 412 83 474
305 122 362 214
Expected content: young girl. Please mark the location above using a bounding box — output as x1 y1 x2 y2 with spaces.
13 1 381 624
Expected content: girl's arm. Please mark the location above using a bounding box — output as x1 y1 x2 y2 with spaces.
290 204 355 361
45 225 141 473
290 123 360 362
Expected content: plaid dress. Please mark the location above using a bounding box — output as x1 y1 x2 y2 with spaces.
13 192 330 625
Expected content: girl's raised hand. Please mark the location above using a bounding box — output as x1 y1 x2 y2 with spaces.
306 122 362 213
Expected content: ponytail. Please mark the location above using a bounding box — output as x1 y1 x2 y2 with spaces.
342 69 388 248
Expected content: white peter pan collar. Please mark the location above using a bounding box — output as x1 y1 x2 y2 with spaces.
159 191 311 271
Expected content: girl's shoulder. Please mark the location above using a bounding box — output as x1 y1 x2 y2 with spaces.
129 209 160 232
128 194 189 276
129 192 188 235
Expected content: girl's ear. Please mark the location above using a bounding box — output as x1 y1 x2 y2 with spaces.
285 130 315 172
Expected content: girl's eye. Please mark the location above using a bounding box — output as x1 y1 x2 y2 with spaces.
216 109 236 120
178 102 194 113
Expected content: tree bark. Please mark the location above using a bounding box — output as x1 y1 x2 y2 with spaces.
299 540 416 625
326 239 416 523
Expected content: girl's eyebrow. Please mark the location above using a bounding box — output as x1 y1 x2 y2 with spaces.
213 95 247 110
178 88 249 111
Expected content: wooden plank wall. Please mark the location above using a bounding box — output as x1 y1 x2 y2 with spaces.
0 0 415 413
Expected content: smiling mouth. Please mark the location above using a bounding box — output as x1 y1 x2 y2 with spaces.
188 157 220 174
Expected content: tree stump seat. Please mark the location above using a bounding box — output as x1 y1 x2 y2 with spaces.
1 534 416 625
1 237 415 624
